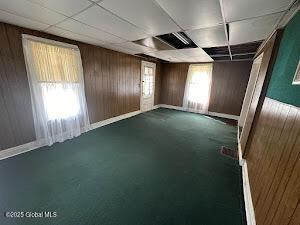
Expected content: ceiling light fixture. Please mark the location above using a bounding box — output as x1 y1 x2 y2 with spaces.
172 32 189 45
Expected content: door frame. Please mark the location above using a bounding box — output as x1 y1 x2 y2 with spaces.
140 61 156 112
240 30 283 157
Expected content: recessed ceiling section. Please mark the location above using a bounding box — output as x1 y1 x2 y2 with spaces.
99 0 181 36
186 25 227 48
211 55 231 61
156 32 198 49
232 53 256 60
73 5 149 41
230 41 262 55
133 37 175 51
135 53 169 62
112 42 155 54
155 0 223 30
229 12 283 45
222 0 293 22
203 46 229 56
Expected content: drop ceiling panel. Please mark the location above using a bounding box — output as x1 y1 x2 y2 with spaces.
176 48 212 58
55 18 124 43
186 25 227 48
27 0 92 17
155 0 223 30
160 48 213 62
103 45 140 55
146 51 172 61
223 0 292 22
0 9 49 30
46 26 106 46
229 12 283 45
74 5 148 41
99 0 180 35
181 56 214 62
112 42 155 53
159 49 187 59
0 0 67 25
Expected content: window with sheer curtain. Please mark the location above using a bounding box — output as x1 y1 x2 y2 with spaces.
183 64 213 114
22 35 90 146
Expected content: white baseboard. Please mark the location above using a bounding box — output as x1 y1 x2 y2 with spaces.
91 110 141 130
157 104 239 121
0 141 44 161
0 110 142 160
238 129 256 225
237 127 245 166
242 161 256 225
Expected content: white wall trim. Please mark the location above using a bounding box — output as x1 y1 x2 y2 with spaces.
0 110 142 161
237 126 256 225
242 161 257 225
91 110 141 130
157 104 240 121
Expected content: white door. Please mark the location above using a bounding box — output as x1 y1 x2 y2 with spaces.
140 61 156 112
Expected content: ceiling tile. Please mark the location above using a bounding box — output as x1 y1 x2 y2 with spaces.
229 12 283 45
186 25 227 48
146 51 172 61
27 0 92 17
55 18 124 43
74 5 148 41
177 48 212 58
223 0 292 22
112 42 155 53
0 0 67 25
99 0 180 35
46 26 106 46
155 0 223 30
0 9 49 30
160 49 187 58
102 45 140 55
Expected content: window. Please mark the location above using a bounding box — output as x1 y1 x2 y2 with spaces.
143 66 154 97
22 35 90 145
183 64 213 113
28 40 82 121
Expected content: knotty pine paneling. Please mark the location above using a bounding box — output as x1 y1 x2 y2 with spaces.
0 22 155 150
246 97 300 225
209 61 252 115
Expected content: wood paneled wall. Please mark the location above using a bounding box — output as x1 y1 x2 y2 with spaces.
160 63 189 106
209 61 252 115
0 22 152 150
159 61 252 115
246 97 300 225
80 44 141 123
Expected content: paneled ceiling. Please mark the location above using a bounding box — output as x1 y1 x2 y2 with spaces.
0 0 295 62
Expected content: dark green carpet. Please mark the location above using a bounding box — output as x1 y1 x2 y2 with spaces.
0 108 244 225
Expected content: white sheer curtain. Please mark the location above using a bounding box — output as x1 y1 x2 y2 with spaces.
183 64 213 114
22 35 90 146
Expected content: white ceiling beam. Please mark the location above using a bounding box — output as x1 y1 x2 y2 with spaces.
219 0 232 60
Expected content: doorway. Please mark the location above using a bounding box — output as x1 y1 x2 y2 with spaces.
140 61 156 112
